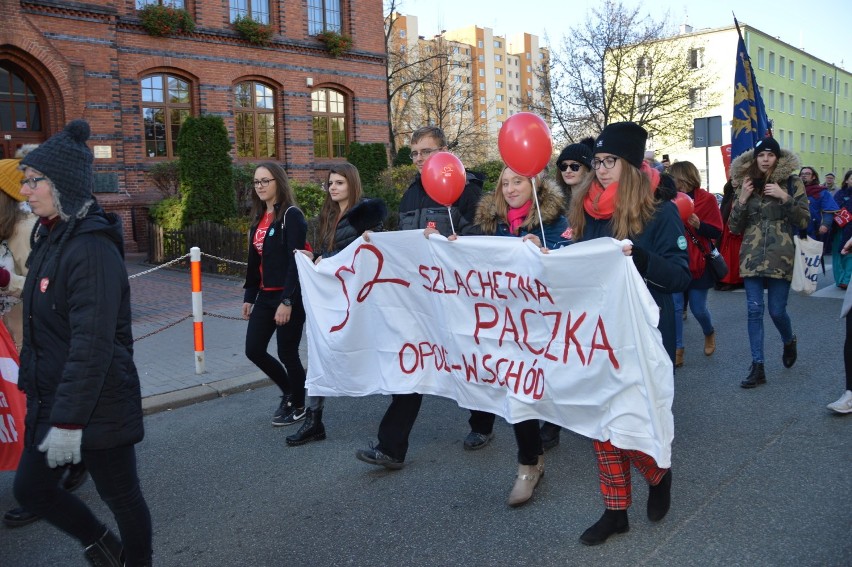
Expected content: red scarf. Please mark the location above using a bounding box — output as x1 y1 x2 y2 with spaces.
584 180 619 219
507 201 532 234
804 182 824 199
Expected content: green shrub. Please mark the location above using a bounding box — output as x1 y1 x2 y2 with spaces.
176 115 236 227
347 142 388 186
392 146 412 166
373 164 417 231
138 4 195 37
149 196 184 230
292 181 325 219
146 160 180 198
471 159 505 193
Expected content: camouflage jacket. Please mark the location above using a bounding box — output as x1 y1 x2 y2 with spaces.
728 148 810 280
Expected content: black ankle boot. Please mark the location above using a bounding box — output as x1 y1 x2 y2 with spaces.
740 362 766 389
286 408 326 446
782 335 797 368
83 528 123 567
647 470 672 521
579 509 629 546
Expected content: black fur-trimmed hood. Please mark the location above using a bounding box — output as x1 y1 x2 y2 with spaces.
730 147 801 186
347 198 388 233
474 178 566 235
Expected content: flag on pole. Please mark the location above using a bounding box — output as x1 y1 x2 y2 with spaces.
731 18 771 160
0 320 24 470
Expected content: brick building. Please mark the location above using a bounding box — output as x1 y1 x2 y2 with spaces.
0 0 389 251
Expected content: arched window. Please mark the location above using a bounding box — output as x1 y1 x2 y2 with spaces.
311 88 347 158
141 73 191 158
0 63 45 158
234 81 276 158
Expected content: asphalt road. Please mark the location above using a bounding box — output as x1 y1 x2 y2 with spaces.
0 286 850 566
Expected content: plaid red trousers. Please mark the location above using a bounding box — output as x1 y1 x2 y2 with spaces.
592 439 669 510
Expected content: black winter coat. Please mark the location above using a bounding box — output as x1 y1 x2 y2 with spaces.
398 171 484 236
20 207 143 449
243 204 307 304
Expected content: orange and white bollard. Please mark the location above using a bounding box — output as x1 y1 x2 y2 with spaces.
190 247 205 374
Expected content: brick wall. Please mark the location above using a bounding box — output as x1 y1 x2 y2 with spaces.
2 0 389 252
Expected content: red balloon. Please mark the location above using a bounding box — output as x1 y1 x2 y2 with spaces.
497 112 553 177
674 192 694 222
421 152 467 207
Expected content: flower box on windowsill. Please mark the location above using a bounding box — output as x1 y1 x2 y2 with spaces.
138 4 195 38
315 30 353 58
232 16 274 46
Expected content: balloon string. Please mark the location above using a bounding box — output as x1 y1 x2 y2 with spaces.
531 178 547 249
447 206 456 235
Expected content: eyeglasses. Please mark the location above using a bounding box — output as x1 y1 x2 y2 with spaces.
591 156 620 170
558 162 583 172
21 176 47 189
253 178 274 187
410 148 440 159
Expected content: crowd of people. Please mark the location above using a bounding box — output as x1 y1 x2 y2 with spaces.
2 118 849 565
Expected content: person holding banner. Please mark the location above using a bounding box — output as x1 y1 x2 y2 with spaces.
13 120 152 566
356 125 496 469
243 162 309 427
728 136 809 388
471 165 571 506
668 161 723 367
287 163 387 446
566 121 691 546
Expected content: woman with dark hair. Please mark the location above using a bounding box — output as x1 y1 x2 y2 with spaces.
566 122 690 546
728 137 809 388
799 166 838 241
668 161 723 367
830 170 852 288
287 163 386 446
554 137 595 205
243 162 308 426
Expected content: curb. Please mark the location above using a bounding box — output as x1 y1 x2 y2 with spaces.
141 372 271 415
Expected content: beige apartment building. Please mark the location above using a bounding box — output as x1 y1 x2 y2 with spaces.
388 14 548 162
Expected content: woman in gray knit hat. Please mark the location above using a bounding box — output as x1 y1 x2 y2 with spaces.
14 120 152 567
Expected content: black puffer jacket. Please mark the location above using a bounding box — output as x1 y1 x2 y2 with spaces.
314 198 388 258
398 171 484 236
20 206 143 449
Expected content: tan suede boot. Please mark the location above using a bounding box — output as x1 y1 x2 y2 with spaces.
704 332 716 356
675 348 684 367
507 455 544 507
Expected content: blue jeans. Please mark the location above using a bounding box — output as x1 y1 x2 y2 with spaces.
673 288 714 349
743 276 794 363
14 424 152 566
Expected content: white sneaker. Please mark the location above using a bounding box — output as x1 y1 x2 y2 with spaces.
827 390 852 414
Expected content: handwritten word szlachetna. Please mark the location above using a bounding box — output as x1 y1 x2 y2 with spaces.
418 265 554 304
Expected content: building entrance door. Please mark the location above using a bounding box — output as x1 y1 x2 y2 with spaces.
0 62 47 159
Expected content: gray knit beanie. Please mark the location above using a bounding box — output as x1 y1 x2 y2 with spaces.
20 119 94 221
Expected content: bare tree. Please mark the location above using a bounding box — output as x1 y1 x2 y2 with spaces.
529 0 718 148
384 2 492 164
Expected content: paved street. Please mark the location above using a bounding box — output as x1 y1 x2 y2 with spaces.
0 255 849 566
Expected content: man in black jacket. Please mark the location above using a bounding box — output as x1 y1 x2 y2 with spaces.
356 126 496 469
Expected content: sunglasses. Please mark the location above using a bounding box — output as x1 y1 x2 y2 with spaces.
558 162 583 172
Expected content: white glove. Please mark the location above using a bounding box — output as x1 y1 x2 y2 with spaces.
37 427 83 469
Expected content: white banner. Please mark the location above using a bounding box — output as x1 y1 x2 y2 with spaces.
296 231 674 467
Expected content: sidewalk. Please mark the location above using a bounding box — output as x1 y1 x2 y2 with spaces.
127 253 300 415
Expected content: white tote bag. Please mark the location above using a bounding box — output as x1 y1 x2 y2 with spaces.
791 235 823 295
